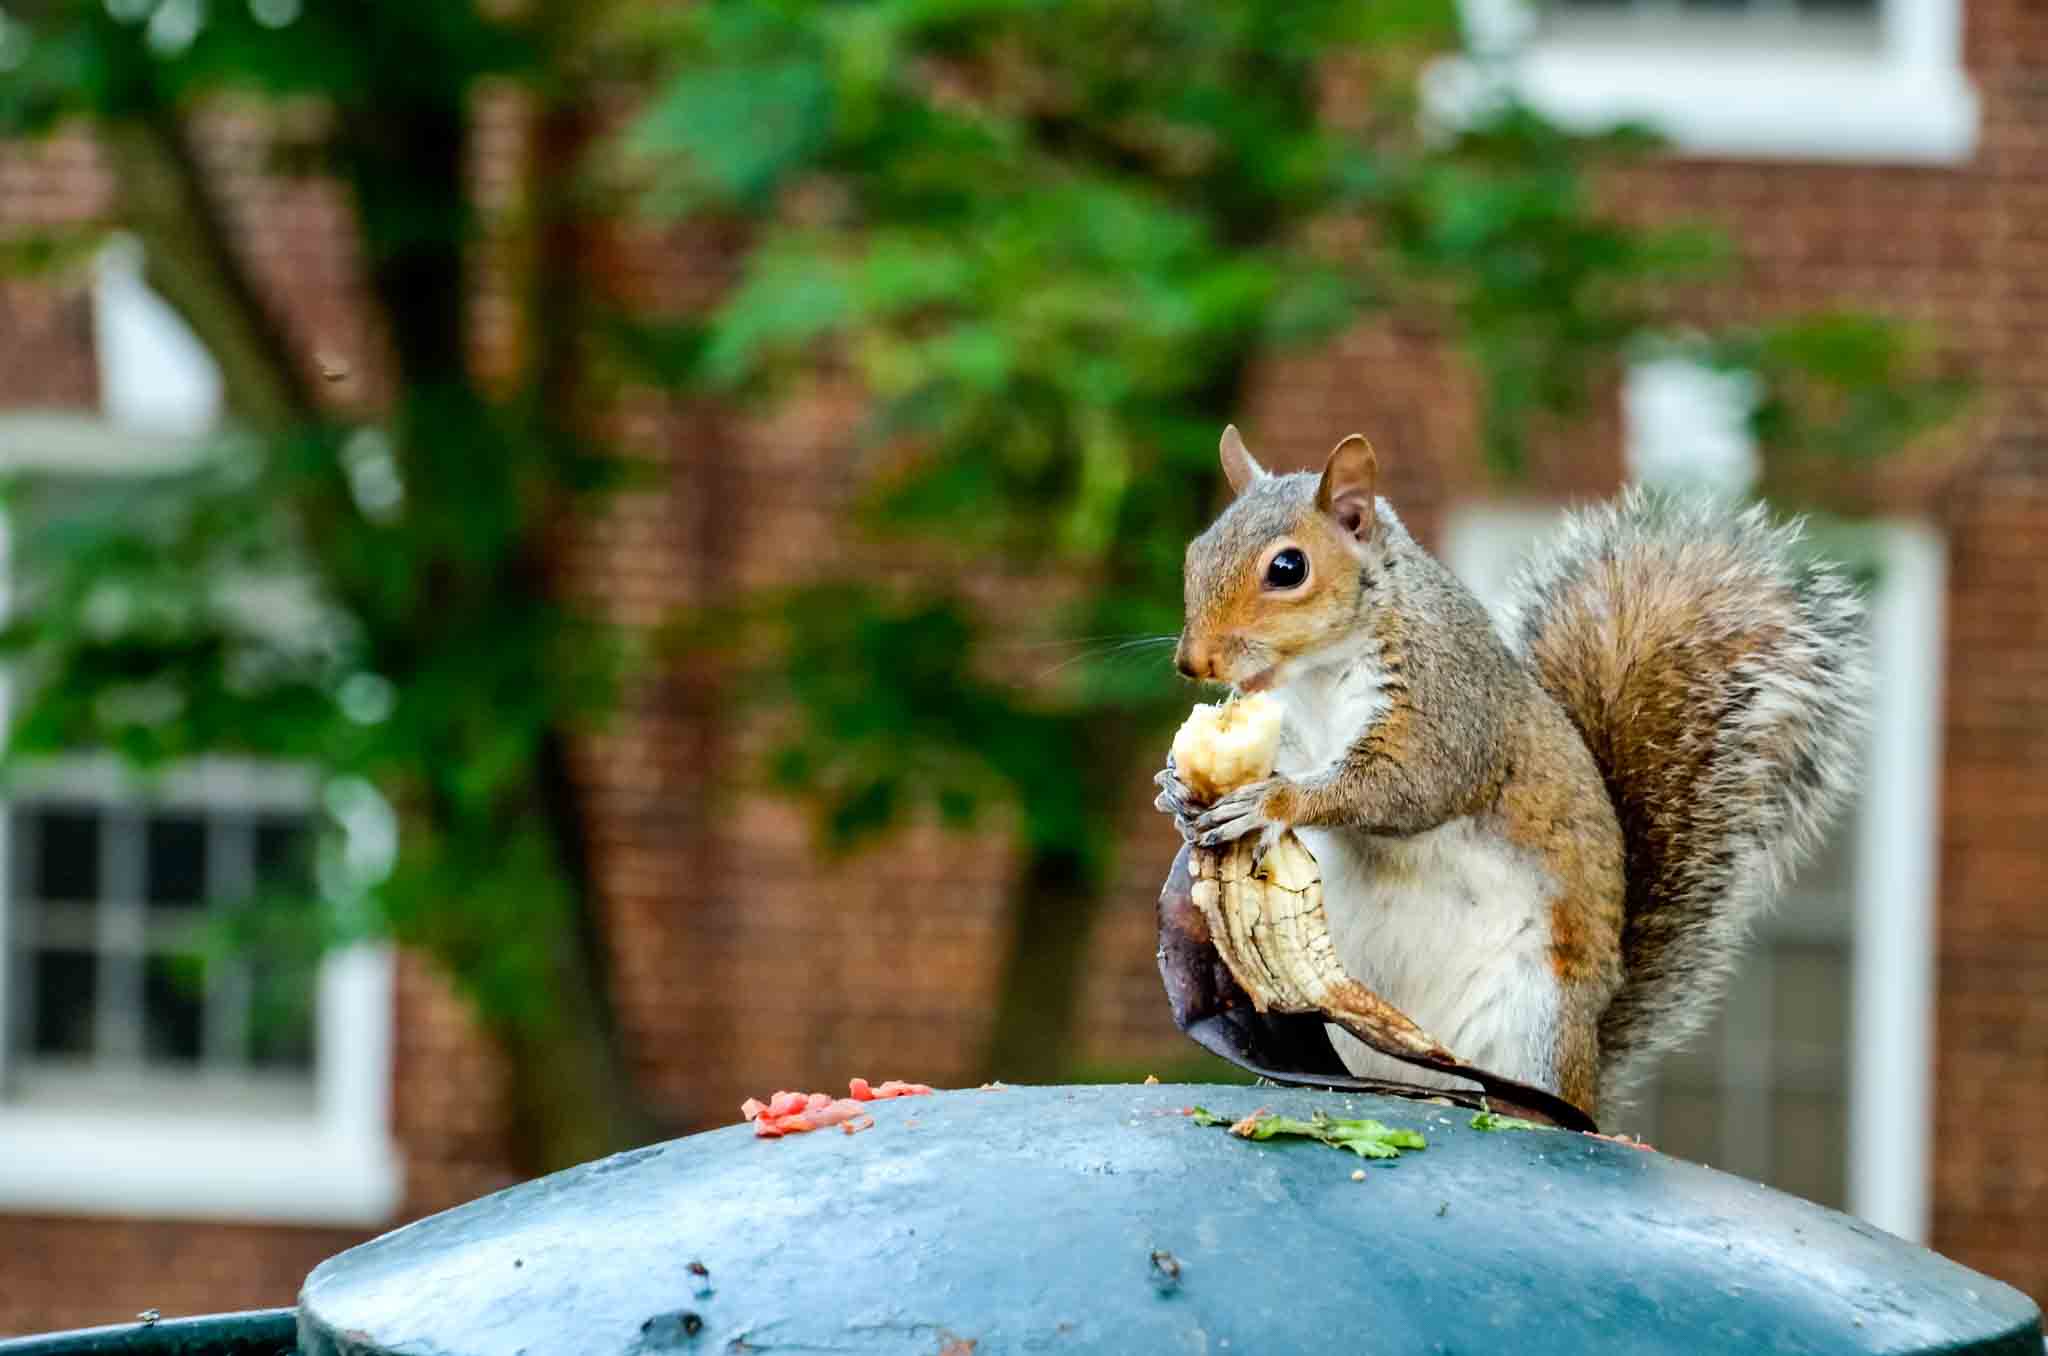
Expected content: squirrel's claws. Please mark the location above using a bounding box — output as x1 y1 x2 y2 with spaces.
1154 764 1201 840
1191 779 1276 848
1158 762 1287 850
1248 821 1286 874
1155 790 1198 842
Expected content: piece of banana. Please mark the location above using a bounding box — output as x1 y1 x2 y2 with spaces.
1169 693 1285 803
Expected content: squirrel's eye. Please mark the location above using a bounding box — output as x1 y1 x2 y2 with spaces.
1264 547 1308 590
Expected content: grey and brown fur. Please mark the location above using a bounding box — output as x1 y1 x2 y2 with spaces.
1501 488 1873 1100
1161 429 1870 1115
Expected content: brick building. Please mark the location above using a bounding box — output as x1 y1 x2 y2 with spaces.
3 0 2047 1335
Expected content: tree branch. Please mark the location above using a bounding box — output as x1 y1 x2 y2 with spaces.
97 108 315 434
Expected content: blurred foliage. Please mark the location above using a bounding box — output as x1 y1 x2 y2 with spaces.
1732 319 1972 469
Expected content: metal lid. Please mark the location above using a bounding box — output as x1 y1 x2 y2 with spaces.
298 1084 2041 1356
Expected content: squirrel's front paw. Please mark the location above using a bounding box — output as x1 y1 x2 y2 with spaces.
1190 777 1288 851
1152 759 1202 842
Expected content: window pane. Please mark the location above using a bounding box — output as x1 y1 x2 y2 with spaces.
1649 1090 1722 1169
254 817 316 895
29 949 97 1056
1656 1001 1727 1085
1625 860 1856 1206
145 813 208 912
27 807 101 905
248 954 317 1071
143 952 205 1063
1772 1089 1847 1208
249 815 319 1070
1772 943 1849 1070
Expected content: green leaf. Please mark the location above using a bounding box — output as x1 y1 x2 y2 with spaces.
1192 1107 1428 1159
629 57 834 209
1470 1110 1550 1133
699 243 856 387
0 226 110 280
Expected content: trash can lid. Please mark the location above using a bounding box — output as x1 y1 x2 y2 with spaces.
298 1083 2041 1356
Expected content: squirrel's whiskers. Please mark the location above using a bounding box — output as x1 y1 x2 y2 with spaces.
1030 634 1179 682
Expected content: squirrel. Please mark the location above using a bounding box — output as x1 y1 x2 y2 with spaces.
1153 425 1871 1118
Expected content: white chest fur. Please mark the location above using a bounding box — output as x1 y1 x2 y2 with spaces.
1270 644 1390 780
1270 657 1564 1095
1300 821 1562 1094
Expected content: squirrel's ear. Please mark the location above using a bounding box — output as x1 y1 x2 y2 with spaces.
1316 434 1378 544
1219 424 1267 496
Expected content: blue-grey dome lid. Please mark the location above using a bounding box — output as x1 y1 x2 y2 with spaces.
298 1083 2041 1356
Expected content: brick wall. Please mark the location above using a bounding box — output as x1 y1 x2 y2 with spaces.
0 131 105 410
1930 449 2048 1294
4 0 2048 1333
0 1217 359 1337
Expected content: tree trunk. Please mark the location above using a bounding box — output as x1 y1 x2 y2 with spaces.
981 846 1105 1084
500 916 665 1173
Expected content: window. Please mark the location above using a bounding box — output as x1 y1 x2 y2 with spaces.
1428 0 1979 165
0 240 400 1226
1439 364 1944 1242
1621 356 1761 501
1543 0 1882 53
7 785 321 1110
0 763 401 1227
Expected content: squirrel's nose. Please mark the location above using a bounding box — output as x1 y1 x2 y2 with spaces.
1175 635 1208 681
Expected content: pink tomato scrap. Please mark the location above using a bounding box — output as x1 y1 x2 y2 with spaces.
741 1078 934 1137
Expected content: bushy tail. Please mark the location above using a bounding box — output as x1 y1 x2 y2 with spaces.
1502 489 1872 1099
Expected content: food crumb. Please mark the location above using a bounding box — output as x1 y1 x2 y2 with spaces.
1143 1074 1160 1085
1587 1131 1657 1152
741 1078 933 1137
1149 1249 1182 1288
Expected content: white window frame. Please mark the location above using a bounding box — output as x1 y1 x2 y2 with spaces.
0 413 403 1227
1427 0 1980 167
1442 502 1944 1243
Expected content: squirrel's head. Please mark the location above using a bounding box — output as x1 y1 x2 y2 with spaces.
1175 425 1386 693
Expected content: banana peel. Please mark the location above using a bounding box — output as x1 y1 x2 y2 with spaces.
1159 698 1595 1133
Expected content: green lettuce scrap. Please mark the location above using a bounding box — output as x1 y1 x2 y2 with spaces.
1469 1109 1550 1133
1187 1107 1426 1159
